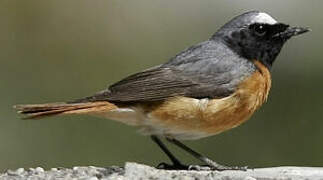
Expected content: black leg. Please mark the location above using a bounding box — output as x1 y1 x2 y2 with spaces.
166 138 248 171
150 135 188 170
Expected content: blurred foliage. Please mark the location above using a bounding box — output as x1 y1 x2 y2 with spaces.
0 0 322 171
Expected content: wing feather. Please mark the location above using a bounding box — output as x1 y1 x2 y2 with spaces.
73 67 204 103
72 40 256 103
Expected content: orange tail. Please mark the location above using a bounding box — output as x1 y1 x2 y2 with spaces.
13 101 117 119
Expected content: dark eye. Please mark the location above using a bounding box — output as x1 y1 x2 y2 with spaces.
252 24 267 36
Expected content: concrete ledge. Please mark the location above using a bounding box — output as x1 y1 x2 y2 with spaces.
1 162 323 180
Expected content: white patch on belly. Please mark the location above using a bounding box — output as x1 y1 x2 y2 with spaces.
197 98 209 110
140 98 212 140
96 98 213 140
98 107 143 126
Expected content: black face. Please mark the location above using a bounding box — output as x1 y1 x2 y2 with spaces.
224 22 291 68
213 11 309 69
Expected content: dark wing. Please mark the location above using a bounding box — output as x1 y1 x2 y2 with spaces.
107 67 198 102
72 40 255 103
72 65 233 103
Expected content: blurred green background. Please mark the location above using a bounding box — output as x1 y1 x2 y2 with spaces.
0 0 322 171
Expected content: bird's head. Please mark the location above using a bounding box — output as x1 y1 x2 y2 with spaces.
213 11 310 68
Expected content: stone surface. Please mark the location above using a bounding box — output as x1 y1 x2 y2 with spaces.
1 162 323 180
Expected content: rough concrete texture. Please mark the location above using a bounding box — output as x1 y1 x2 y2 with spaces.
1 162 323 180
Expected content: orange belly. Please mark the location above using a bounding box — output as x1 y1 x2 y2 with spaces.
144 60 272 139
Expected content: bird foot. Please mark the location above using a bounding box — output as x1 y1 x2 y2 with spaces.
156 162 189 170
156 162 248 171
188 164 248 171
209 164 248 171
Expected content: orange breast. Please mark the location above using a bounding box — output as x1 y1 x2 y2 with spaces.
147 60 271 139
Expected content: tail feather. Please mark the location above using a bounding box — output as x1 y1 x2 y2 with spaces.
14 101 117 119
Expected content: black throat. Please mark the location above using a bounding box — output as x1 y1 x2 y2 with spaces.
212 22 290 70
215 33 284 70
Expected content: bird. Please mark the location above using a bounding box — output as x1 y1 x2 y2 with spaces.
14 11 309 171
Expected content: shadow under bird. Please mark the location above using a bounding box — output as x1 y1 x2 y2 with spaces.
14 11 310 171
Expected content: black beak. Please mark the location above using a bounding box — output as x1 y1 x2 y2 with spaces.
273 26 310 40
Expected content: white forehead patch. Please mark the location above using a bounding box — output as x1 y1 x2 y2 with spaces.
253 12 277 25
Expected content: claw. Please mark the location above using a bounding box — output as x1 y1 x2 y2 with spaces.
188 165 211 171
156 162 168 169
156 162 189 170
156 162 249 171
211 165 249 171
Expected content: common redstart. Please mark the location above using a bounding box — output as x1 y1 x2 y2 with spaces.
14 11 309 171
